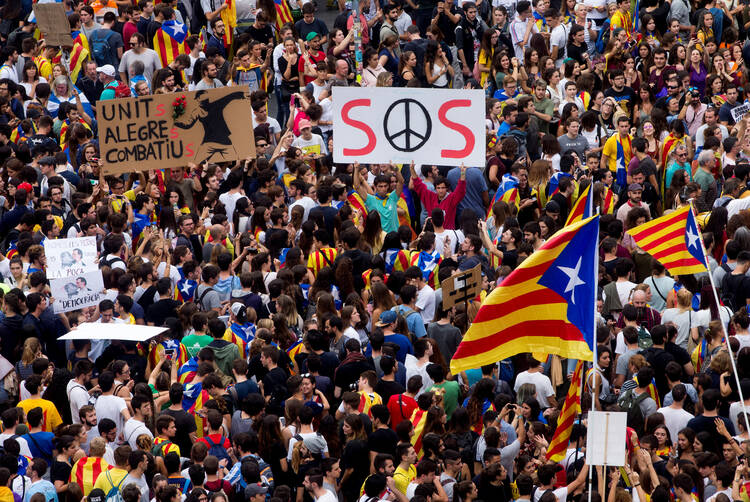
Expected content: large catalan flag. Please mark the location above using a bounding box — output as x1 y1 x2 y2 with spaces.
178 356 198 384
625 205 707 276
224 322 255 359
70 456 111 495
69 42 89 83
602 186 616 214
153 20 189 67
410 249 442 289
546 360 584 462
565 183 594 227
410 406 429 456
182 381 209 437
220 0 236 49
450 216 599 373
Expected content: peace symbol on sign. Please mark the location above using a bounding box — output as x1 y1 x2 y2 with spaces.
383 98 432 152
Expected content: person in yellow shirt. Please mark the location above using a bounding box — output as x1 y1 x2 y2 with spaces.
307 229 337 278
601 115 633 190
393 443 417 495
92 445 130 494
17 375 61 433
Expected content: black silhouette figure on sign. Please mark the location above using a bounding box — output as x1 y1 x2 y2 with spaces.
383 98 432 152
174 89 247 164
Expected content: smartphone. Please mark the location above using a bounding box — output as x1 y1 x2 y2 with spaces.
90 180 98 185
164 348 176 359
294 97 301 107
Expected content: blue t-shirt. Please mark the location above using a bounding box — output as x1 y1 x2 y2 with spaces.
365 190 401 233
22 431 54 461
447 166 488 220
365 332 413 363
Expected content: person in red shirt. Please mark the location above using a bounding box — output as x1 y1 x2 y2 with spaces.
202 455 232 494
197 409 232 459
387 375 422 430
298 32 326 86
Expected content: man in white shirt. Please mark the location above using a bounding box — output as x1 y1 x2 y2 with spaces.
303 472 337 502
67 360 96 425
0 47 19 83
292 120 328 159
122 395 153 448
0 408 32 457
251 102 281 144
94 371 131 440
509 1 538 61
405 266 436 326
658 385 693 443
513 355 557 409
547 9 567 67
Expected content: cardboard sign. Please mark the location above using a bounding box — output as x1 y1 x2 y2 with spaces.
441 264 482 309
586 411 627 466
731 101 750 122
32 4 74 47
332 87 486 166
44 237 104 313
97 86 255 175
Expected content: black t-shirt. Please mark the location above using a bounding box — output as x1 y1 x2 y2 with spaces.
686 415 736 446
161 408 197 456
262 367 289 414
723 274 750 307
341 439 370 500
334 359 375 391
296 351 339 380
138 285 158 312
367 427 398 457
641 346 675 397
51 460 72 484
431 5 460 44
566 42 587 65
604 86 637 116
294 18 329 41
146 298 181 326
375 379 404 404
247 24 274 46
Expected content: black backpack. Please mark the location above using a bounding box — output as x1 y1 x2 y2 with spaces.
721 273 742 313
619 389 649 435
99 254 126 270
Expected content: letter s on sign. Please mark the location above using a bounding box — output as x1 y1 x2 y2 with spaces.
341 99 376 156
438 100 474 159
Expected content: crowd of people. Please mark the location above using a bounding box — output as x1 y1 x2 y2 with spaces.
3 0 750 502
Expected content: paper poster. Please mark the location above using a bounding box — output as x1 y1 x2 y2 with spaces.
97 86 255 175
586 411 627 466
332 87 486 166
731 101 750 122
45 237 103 313
32 4 74 47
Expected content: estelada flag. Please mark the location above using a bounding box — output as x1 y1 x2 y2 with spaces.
273 0 294 32
626 205 707 276
488 173 519 218
546 360 584 462
565 182 594 227
450 215 599 373
153 19 189 67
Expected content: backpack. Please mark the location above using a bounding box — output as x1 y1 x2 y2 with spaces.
197 287 215 311
618 389 649 435
104 80 132 99
104 470 127 502
90 30 114 66
100 254 126 270
151 440 173 457
204 435 233 467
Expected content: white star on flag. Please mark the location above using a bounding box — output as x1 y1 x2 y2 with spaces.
558 257 586 305
180 282 192 295
172 23 185 35
686 226 699 250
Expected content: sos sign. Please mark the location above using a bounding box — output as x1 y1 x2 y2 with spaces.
332 87 486 167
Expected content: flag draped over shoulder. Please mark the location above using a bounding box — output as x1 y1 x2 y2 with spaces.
626 205 708 276
450 216 599 374
546 360 584 462
603 187 616 214
153 20 189 67
220 0 236 48
488 174 519 217
410 407 428 456
565 183 594 227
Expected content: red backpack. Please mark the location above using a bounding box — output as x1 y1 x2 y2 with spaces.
105 80 131 99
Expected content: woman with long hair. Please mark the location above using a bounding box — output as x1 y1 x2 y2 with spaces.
477 29 497 88
634 84 655 133
677 428 696 462
661 287 695 350
16 336 41 381
340 415 370 502
424 40 453 88
586 345 613 411
51 435 78 493
21 61 46 99
464 378 495 434
370 281 396 331
361 48 386 87
638 14 661 49
704 73 727 107
635 42 653 78
696 10 715 52
541 134 561 173
523 48 541 90
668 43 687 71
257 414 291 486
362 210 385 253
688 48 708 96
397 51 417 87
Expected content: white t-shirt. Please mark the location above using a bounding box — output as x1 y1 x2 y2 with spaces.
583 0 607 20
156 262 182 289
533 487 568 502
435 229 463 255
288 196 317 221
404 355 434 395
416 285 435 325
292 133 328 156
95 394 129 436
550 24 567 67
730 401 750 433
67 379 90 425
514 371 555 408
123 418 153 448
219 191 244 223
657 406 694 443
0 432 32 457
315 490 337 502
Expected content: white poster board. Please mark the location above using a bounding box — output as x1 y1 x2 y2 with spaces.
731 102 750 122
44 237 104 313
332 87 486 167
59 323 168 342
586 411 627 466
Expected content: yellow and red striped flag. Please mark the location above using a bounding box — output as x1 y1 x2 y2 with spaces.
153 20 189 67
602 186 616 214
410 407 428 456
546 360 584 462
565 183 594 227
70 456 111 496
273 0 294 33
307 247 337 277
450 216 599 373
220 0 236 48
626 205 708 276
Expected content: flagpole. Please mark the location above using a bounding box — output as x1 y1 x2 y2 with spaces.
691 202 750 435
588 209 601 502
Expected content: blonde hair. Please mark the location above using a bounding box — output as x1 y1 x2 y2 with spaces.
21 337 41 365
89 437 107 457
675 288 693 309
291 440 309 474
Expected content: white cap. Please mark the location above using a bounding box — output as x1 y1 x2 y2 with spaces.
96 65 116 77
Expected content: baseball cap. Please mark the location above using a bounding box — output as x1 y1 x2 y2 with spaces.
17 182 33 193
88 489 106 502
39 156 56 166
376 310 397 327
298 119 312 130
628 183 643 191
230 302 246 318
96 65 116 77
305 31 320 41
245 484 268 497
